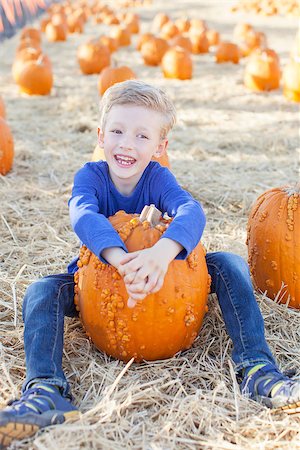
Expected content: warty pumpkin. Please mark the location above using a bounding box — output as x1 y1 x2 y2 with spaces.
74 206 210 361
77 41 111 75
161 46 193 80
91 144 170 168
282 60 300 102
247 184 300 309
97 65 136 95
0 118 14 175
17 55 53 95
244 48 280 91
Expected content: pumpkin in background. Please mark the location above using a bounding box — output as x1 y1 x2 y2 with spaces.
0 96 6 118
160 22 179 40
233 22 253 41
12 48 51 83
140 37 169 66
77 41 111 75
20 27 41 44
67 14 84 33
124 12 140 34
45 22 67 42
17 55 53 95
189 30 209 54
244 48 280 91
247 184 300 309
74 206 210 361
136 32 154 51
215 41 240 64
97 66 136 95
161 47 193 80
206 29 220 47
0 118 14 175
91 144 170 168
99 36 118 53
169 35 192 53
282 60 300 102
152 12 169 31
110 26 131 47
174 17 190 33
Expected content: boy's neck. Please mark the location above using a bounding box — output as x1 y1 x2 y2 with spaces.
109 171 140 196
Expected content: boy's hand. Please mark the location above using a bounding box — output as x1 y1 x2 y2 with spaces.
119 238 183 308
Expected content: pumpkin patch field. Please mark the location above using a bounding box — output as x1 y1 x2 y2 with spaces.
0 0 300 448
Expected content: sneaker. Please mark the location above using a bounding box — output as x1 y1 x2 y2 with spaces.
240 363 300 411
0 383 78 449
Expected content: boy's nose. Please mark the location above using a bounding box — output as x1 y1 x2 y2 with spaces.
120 137 134 151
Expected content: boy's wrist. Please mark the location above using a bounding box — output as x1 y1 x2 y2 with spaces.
101 247 127 269
154 237 183 264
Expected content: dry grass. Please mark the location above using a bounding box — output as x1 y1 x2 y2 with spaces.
0 0 300 448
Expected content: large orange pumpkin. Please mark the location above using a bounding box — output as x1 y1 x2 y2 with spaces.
282 60 300 102
97 66 136 95
0 118 14 175
161 47 193 80
74 207 210 361
244 48 280 92
247 184 300 309
91 144 170 168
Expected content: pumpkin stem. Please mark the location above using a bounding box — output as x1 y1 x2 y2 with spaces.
140 204 162 226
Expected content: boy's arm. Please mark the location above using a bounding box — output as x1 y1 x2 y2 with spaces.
69 164 128 263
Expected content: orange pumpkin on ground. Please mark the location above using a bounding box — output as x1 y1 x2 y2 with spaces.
12 48 51 83
0 96 6 118
189 31 209 54
136 33 154 51
77 41 111 75
160 22 179 40
215 42 240 64
45 22 67 41
20 27 41 43
17 55 53 95
141 37 169 66
244 48 280 92
97 66 136 95
99 36 118 53
169 35 192 53
206 29 220 47
74 206 210 361
162 47 193 80
174 17 190 33
0 118 14 175
282 60 300 102
110 26 131 47
247 184 300 309
92 144 170 168
152 12 169 30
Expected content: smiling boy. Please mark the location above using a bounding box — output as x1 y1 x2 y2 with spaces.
1 80 299 449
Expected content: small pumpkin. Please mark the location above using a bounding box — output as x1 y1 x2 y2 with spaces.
67 14 84 33
17 55 53 95
45 22 67 42
141 37 169 66
136 32 154 51
189 30 209 54
215 41 240 64
161 47 193 80
244 48 280 92
174 17 190 33
12 48 51 83
20 27 41 44
152 12 169 31
247 184 300 309
206 29 220 47
77 41 111 75
110 26 131 47
97 66 136 95
169 35 192 53
160 22 179 40
0 118 14 175
99 36 118 53
0 95 6 118
282 60 300 102
74 206 210 361
124 12 140 34
92 144 170 168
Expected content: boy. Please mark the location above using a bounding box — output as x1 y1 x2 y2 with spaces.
0 80 299 448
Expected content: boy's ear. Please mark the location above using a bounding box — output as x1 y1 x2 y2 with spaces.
97 127 104 147
154 138 168 158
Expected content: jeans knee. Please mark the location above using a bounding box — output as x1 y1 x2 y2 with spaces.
23 278 58 320
208 252 250 279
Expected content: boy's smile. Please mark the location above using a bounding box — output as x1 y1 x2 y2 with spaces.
98 104 168 195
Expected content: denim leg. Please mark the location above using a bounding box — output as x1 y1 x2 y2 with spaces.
22 273 78 397
205 252 277 373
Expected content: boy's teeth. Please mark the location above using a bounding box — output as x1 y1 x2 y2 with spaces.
115 155 136 165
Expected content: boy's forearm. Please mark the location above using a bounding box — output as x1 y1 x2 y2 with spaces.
101 247 128 268
154 237 183 264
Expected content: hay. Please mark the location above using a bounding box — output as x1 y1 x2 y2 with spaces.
1 0 300 448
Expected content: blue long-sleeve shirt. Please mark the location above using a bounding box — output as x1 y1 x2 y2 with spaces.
67 161 206 273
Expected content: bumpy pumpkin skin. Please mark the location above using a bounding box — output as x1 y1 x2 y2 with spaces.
247 185 300 309
74 210 210 361
91 144 170 169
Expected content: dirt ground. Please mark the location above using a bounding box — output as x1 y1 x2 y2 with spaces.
0 0 299 448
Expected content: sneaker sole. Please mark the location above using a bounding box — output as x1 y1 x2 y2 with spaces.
0 411 78 449
279 401 300 415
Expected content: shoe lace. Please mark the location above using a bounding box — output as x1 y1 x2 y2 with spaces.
7 385 57 414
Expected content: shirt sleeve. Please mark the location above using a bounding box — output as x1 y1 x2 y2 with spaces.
153 167 206 259
68 164 127 262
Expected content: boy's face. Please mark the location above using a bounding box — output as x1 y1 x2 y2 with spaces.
98 104 168 195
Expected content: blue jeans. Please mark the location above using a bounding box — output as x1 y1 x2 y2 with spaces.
22 252 277 397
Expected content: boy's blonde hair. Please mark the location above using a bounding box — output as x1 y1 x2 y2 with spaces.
99 80 176 139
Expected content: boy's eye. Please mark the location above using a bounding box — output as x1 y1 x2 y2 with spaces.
137 134 148 139
111 129 122 134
